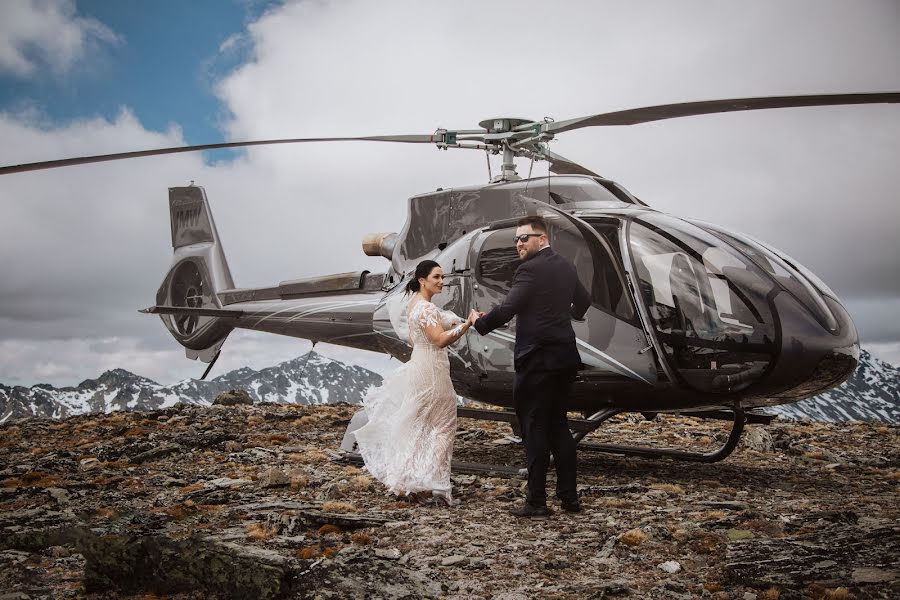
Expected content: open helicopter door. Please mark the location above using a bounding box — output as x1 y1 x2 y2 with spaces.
467 198 660 399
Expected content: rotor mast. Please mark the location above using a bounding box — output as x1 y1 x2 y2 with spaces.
478 117 546 182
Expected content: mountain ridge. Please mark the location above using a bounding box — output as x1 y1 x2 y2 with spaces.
2 349 898 424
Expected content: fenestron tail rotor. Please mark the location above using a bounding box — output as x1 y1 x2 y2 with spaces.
2 92 898 181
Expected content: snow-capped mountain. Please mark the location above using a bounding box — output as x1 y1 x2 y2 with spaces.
1 349 897 424
764 349 900 423
0 351 382 423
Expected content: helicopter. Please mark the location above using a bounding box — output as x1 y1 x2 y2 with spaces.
3 92 898 463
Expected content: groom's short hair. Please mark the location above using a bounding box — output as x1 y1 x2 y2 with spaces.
517 215 548 235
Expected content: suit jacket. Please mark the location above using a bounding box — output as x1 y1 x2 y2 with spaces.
474 246 591 372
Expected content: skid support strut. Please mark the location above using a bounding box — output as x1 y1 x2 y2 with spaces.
576 402 747 463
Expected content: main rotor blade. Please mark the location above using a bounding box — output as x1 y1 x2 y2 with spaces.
0 134 436 176
546 92 900 134
544 150 602 178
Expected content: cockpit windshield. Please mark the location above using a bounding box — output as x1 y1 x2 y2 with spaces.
628 214 778 393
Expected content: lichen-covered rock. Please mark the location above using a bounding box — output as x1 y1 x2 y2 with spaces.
213 388 254 406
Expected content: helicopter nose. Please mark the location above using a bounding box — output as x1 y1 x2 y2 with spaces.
761 293 859 401
627 214 859 399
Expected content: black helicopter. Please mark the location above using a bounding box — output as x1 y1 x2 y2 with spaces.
3 92 898 462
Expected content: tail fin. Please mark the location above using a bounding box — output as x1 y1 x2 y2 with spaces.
154 185 235 362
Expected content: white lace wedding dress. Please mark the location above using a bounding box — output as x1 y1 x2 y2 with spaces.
354 299 463 502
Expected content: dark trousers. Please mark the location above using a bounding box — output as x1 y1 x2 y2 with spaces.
514 368 578 507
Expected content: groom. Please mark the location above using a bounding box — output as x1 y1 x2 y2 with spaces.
473 216 591 517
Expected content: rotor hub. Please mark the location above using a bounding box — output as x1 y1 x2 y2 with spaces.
478 117 534 133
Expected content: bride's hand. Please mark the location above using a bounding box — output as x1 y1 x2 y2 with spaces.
467 309 480 325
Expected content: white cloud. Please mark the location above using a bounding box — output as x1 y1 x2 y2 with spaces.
0 0 121 77
1 0 899 387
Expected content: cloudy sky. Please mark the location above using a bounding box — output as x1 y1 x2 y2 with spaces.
1 0 899 387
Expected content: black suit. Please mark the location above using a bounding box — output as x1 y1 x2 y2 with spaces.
474 246 591 507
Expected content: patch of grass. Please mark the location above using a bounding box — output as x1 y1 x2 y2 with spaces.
292 449 329 464
290 474 310 489
687 532 722 555
268 433 290 444
245 523 277 540
94 507 118 520
803 450 828 461
650 483 685 495
351 532 372 545
104 460 131 470
164 504 196 520
9 471 60 489
293 415 318 428
297 545 323 559
595 497 631 509
321 501 358 514
342 475 373 493
703 582 723 593
619 528 648 547
123 427 151 438
247 415 265 427
742 518 784 537
698 510 728 521
759 588 781 600
318 524 342 536
179 483 206 494
0 426 21 447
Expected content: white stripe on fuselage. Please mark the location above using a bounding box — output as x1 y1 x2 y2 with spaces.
249 299 377 326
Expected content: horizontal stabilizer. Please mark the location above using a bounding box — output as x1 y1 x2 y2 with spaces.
140 305 244 318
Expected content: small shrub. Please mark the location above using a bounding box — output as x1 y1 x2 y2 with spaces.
290 474 310 489
650 483 685 495
322 501 358 514
351 532 372 545
297 545 322 559
619 528 647 547
318 524 342 536
245 523 276 540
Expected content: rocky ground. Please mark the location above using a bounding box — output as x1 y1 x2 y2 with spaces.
0 403 897 599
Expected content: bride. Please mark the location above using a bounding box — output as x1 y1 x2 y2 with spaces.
354 259 477 505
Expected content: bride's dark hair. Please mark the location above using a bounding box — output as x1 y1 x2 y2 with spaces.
405 259 440 295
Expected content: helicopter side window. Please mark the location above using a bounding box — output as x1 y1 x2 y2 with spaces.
476 222 635 323
584 219 634 321
550 219 635 322
476 229 521 293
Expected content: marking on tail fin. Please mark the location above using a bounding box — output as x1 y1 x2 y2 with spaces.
169 187 214 248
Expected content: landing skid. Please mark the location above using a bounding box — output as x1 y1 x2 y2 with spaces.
459 402 754 464
575 403 747 463
340 402 761 476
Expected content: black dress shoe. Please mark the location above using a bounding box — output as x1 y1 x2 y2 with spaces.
560 500 582 513
509 502 551 517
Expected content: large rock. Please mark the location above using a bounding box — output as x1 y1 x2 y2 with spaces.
213 389 254 406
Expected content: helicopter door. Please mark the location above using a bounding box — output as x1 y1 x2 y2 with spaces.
469 207 659 388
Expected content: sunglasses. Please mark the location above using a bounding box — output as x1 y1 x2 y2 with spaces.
514 233 543 244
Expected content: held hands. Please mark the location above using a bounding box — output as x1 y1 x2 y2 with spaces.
467 309 485 326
